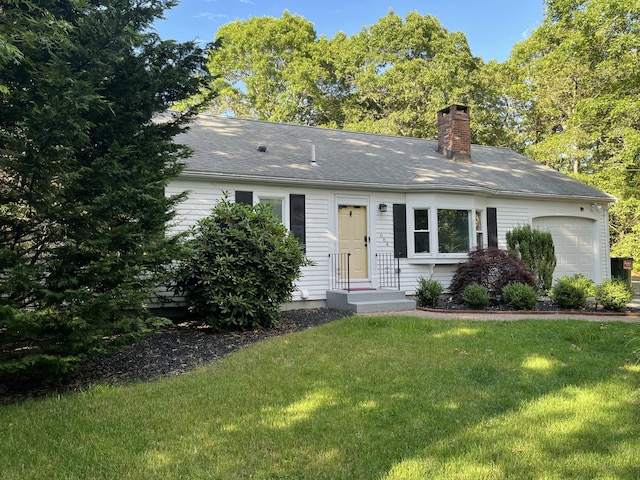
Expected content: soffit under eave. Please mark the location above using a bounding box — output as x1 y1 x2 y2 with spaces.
177 171 615 202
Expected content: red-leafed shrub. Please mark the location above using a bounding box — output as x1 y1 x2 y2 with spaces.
448 248 536 302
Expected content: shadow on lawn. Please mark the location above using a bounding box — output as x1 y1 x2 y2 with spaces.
120 317 640 479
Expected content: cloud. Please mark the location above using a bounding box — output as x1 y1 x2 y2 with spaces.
194 11 230 22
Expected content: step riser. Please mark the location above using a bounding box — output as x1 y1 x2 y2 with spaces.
327 290 409 303
326 290 416 313
353 301 417 314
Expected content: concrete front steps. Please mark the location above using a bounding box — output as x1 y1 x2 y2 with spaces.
326 289 416 314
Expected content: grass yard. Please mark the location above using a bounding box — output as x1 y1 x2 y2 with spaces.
1 316 639 479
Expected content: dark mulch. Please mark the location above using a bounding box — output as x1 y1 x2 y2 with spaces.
0 308 352 406
432 296 640 314
3 299 638 406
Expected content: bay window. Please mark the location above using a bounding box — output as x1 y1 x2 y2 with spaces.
413 209 430 253
410 206 478 256
475 209 484 248
437 209 470 253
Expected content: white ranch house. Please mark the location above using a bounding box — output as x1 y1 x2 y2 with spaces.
166 105 615 312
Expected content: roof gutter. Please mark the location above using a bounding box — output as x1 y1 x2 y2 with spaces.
178 170 616 203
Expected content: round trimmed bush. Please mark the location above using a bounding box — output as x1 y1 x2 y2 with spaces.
462 283 490 310
596 279 633 311
551 274 593 310
415 277 444 308
502 282 538 310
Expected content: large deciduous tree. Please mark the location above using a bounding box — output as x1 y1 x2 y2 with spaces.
204 11 510 145
0 0 212 376
336 12 476 139
204 11 336 125
507 0 640 263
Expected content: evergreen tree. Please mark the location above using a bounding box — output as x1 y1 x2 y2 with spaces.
506 224 556 292
0 0 212 376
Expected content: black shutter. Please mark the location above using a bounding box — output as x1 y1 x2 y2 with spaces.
487 207 498 248
290 194 306 249
393 203 408 258
235 190 253 205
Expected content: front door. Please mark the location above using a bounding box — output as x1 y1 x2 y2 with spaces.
338 205 368 279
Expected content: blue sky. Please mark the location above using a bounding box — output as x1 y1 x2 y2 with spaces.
154 0 546 62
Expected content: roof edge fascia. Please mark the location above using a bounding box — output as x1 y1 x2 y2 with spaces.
178 171 616 203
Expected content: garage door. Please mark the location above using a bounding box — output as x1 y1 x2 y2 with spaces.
532 216 596 281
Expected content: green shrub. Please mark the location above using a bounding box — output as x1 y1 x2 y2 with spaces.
502 282 538 310
462 283 490 310
570 274 597 298
596 279 633 311
551 274 594 310
415 277 444 308
175 195 309 331
506 224 556 292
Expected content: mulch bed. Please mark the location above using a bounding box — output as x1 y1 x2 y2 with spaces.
423 296 640 316
0 308 352 406
3 299 639 406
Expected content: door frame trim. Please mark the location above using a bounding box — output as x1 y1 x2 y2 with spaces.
334 195 371 283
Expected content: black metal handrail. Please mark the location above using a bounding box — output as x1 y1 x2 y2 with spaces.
376 252 400 290
328 253 350 291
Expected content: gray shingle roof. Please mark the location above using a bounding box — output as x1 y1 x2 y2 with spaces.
178 115 614 202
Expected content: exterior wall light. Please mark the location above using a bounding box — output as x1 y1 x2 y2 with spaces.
378 203 388 212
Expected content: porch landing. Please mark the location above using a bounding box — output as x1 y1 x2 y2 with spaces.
326 289 416 314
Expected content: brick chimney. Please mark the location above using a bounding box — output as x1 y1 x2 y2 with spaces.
437 104 471 163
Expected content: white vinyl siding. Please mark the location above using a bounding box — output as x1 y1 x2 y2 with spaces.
166 178 611 303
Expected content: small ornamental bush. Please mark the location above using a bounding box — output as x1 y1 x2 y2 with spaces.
569 273 597 298
502 282 538 310
415 277 444 308
506 224 556 292
462 283 490 310
449 248 536 302
596 279 633 311
175 196 309 331
551 274 594 310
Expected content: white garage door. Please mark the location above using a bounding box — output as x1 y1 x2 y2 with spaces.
532 216 597 281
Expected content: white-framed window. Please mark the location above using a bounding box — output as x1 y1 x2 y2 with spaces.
258 196 284 223
413 208 430 253
475 209 484 248
437 209 470 253
410 206 478 256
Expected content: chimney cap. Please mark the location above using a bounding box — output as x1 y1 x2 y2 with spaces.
438 104 469 116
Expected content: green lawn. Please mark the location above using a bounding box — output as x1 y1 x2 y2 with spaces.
1 316 639 479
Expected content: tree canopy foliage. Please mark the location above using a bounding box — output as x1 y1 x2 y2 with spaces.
204 10 512 145
201 1 639 266
507 0 640 263
0 0 212 376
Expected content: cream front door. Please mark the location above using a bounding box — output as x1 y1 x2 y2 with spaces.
338 205 368 279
